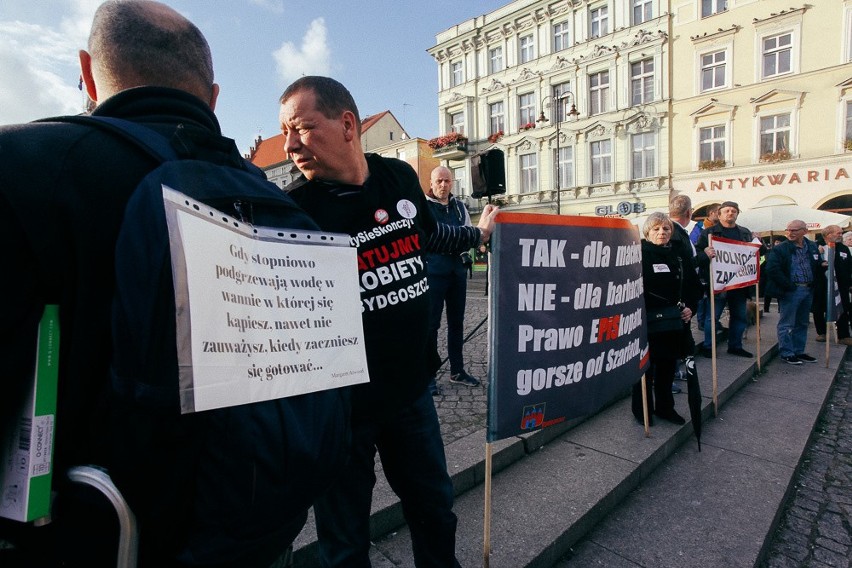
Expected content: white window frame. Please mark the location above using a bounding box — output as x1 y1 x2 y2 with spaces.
555 146 574 189
590 139 612 184
489 101 505 136
758 113 791 157
589 70 609 116
590 5 609 38
519 34 535 64
450 61 464 87
631 132 656 179
699 49 728 92
698 124 727 163
845 100 852 146
518 93 536 128
701 0 727 18
489 46 504 74
452 166 467 197
553 21 570 52
760 31 793 79
630 58 654 106
450 111 465 135
552 82 573 123
633 0 653 25
519 153 538 193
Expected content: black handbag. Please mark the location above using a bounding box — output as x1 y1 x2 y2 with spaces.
646 257 685 334
647 304 685 334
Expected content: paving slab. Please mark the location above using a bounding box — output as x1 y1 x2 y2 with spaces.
376 436 640 568
560 337 844 568
566 443 793 568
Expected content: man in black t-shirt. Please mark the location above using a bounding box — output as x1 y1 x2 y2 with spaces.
280 76 498 567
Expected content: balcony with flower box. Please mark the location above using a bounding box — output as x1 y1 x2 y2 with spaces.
428 132 469 160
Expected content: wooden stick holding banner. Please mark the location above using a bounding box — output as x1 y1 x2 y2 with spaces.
483 442 492 568
708 235 719 416
826 241 836 368
707 235 762 410
641 374 650 437
755 278 762 373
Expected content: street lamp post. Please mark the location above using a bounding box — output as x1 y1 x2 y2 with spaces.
537 92 579 215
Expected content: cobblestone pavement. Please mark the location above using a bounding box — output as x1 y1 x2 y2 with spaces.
761 359 852 568
431 270 490 444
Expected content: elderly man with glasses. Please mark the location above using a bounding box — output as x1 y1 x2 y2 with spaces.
764 220 823 365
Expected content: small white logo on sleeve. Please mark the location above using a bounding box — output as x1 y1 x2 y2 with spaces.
397 199 416 219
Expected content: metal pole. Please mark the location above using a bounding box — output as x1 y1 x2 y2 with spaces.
556 102 561 216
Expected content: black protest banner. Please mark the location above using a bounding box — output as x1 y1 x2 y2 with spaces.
486 213 649 442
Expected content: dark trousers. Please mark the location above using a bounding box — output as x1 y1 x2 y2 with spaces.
428 269 468 375
313 391 460 568
632 356 677 419
703 290 748 350
812 288 851 339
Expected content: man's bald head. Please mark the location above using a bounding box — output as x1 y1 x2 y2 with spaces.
83 0 216 105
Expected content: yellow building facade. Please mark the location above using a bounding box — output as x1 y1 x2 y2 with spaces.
432 0 852 224
671 0 852 219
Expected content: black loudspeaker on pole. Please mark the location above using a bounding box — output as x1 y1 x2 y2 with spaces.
470 149 506 198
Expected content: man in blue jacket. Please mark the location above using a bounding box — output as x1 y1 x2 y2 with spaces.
426 166 481 396
764 220 823 365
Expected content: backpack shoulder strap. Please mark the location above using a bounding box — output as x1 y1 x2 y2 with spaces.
39 115 267 178
38 115 177 163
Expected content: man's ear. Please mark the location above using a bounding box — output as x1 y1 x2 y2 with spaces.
78 50 98 103
342 110 358 141
208 83 220 111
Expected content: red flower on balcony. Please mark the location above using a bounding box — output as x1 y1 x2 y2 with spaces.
427 132 468 150
519 122 536 132
488 130 504 143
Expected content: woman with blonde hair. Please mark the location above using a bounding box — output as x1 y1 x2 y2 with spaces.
634 212 702 425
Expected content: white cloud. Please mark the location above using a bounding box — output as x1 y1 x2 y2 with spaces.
273 17 331 84
0 2 95 125
248 0 285 15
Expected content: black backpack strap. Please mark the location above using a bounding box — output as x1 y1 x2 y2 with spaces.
38 115 178 163
38 115 265 177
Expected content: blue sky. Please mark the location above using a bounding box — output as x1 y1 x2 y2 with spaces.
0 0 500 154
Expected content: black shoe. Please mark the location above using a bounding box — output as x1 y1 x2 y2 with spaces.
449 370 480 387
727 347 753 358
783 355 802 365
655 409 686 425
795 353 817 363
700 346 713 358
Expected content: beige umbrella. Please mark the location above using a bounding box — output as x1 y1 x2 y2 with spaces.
736 197 851 235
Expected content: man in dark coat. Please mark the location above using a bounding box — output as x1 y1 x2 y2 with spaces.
764 220 823 364
812 225 852 345
426 166 481 396
694 201 762 358
0 2 344 566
